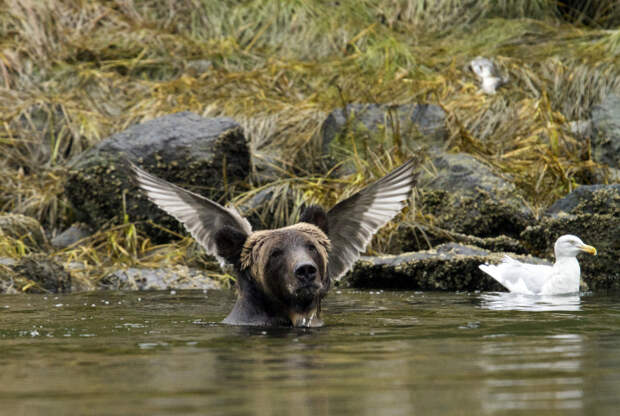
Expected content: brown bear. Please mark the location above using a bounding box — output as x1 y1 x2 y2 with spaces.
131 159 416 327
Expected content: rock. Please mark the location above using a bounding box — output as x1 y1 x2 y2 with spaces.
320 103 448 170
51 223 92 249
521 214 619 290
0 261 18 294
389 223 527 254
237 184 301 230
10 254 71 293
417 153 533 238
591 93 620 168
521 184 620 289
65 112 251 242
546 184 620 216
0 258 16 266
341 243 548 291
0 214 47 250
98 265 221 291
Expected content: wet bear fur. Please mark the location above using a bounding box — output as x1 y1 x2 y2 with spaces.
215 216 331 327
131 158 417 327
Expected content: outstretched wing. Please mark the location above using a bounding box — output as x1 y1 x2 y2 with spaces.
131 163 252 262
326 159 417 280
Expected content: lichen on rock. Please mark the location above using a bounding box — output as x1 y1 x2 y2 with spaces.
64 112 251 242
319 102 448 172
417 153 534 239
342 243 548 291
521 184 620 289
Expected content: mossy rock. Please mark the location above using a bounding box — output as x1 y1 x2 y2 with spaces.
237 183 304 230
389 223 527 254
341 243 548 291
65 112 251 242
521 214 620 290
418 153 534 238
546 184 620 216
591 93 620 168
97 266 221 291
0 214 47 251
0 262 17 294
521 184 620 289
10 254 71 293
320 102 448 171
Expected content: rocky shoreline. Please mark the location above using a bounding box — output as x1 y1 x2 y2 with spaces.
2 100 618 294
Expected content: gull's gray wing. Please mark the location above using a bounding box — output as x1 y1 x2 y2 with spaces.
131 163 252 261
326 159 417 280
479 256 551 294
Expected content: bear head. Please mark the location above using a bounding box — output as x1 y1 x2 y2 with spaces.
236 223 331 325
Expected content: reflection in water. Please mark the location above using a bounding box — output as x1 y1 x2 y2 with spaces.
477 292 586 412
479 292 581 312
479 334 584 412
1 290 620 415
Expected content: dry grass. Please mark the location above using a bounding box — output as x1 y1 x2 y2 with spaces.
0 0 619 282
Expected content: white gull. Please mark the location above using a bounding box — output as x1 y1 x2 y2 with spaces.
479 234 596 295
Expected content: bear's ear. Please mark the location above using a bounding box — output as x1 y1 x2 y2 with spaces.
300 205 329 235
214 226 248 266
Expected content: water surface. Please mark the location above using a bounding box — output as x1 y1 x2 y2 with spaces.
1 289 619 416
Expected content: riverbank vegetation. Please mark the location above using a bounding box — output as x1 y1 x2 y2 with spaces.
1 0 619 285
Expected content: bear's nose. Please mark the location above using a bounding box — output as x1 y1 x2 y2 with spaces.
295 263 317 283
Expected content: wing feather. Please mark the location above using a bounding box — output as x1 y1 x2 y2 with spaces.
326 159 417 280
479 256 552 294
131 163 252 263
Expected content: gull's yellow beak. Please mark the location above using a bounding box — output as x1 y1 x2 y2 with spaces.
580 244 597 256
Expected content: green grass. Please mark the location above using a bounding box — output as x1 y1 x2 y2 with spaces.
0 0 619 283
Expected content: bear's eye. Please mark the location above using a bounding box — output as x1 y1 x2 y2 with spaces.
271 248 284 258
307 244 317 253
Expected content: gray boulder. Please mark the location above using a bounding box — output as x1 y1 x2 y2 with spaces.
98 266 221 291
236 183 304 230
342 243 548 291
591 93 620 168
417 153 534 239
51 223 92 249
65 112 251 242
521 184 620 289
320 103 448 169
546 184 620 216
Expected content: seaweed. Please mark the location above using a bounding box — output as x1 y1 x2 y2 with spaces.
0 1 619 286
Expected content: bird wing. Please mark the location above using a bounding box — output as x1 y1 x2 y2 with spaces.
131 163 252 263
326 159 417 281
479 256 552 294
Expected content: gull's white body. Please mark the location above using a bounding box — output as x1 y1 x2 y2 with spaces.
479 235 596 295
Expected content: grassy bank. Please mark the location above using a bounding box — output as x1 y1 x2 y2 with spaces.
1 0 619 284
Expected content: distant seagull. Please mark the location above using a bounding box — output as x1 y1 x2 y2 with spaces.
479 235 597 295
469 57 508 94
